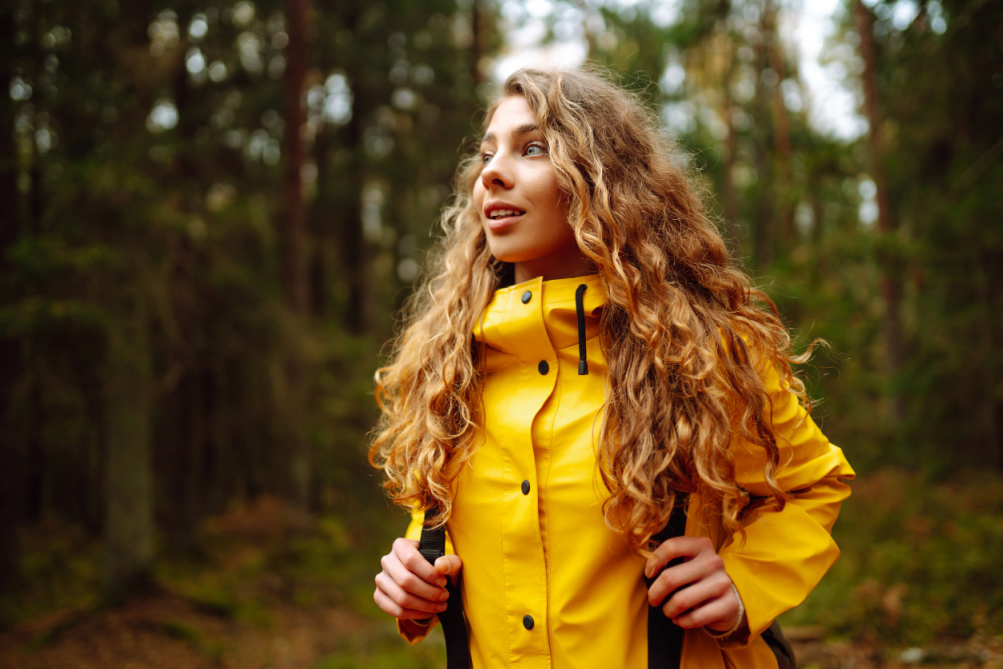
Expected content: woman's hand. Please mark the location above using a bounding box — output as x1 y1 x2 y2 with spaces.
645 536 743 634
374 537 463 633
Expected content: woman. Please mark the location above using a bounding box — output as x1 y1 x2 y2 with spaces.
369 67 854 668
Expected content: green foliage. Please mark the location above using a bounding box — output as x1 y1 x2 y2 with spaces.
0 521 102 630
866 0 1003 472
783 470 1003 643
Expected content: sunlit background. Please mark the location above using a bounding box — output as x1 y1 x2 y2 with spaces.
1 0 1001 667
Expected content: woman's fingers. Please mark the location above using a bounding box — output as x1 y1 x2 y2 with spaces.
670 589 739 631
373 581 445 620
374 569 448 618
374 537 462 621
394 538 449 588
646 538 724 607
383 545 449 602
658 570 732 622
645 536 711 578
645 534 742 633
434 554 463 586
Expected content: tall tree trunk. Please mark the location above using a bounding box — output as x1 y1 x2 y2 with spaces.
341 105 370 333
163 370 201 552
721 58 742 257
104 295 154 598
751 18 775 268
162 14 207 549
282 0 311 509
984 269 1003 471
23 18 44 518
0 4 23 594
309 125 331 318
99 0 159 600
283 0 309 322
341 4 373 335
470 0 482 89
855 0 905 424
763 0 795 247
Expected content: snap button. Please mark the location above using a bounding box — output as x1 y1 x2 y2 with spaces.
521 290 532 304
521 480 530 495
523 614 534 630
538 360 549 375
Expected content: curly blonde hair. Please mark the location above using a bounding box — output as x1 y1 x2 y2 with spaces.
369 67 808 554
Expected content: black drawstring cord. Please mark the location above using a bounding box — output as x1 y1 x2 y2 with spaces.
575 284 589 375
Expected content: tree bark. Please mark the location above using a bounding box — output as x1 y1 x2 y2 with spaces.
855 0 905 424
470 0 482 89
162 12 208 549
751 16 775 268
340 104 370 334
282 0 311 510
721 57 742 257
309 124 331 318
763 0 795 247
341 3 373 335
163 369 201 552
103 295 155 598
283 0 310 321
0 4 23 594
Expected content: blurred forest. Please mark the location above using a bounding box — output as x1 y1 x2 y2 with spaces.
1 0 1002 667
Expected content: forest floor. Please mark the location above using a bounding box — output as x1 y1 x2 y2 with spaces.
1 588 1001 669
2 478 1002 669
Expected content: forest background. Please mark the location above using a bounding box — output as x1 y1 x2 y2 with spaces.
1 0 1001 667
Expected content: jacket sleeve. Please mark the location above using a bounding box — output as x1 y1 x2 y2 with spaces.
717 359 855 648
395 508 456 645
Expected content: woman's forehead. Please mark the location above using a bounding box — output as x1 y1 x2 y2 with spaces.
481 96 540 143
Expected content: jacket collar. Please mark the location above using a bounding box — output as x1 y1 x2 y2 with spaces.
475 274 606 363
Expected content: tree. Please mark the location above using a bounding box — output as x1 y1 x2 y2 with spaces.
103 293 154 595
281 0 312 509
854 0 905 425
0 3 23 595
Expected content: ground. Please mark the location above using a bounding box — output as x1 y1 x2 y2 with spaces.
3 594 1000 668
0 591 365 669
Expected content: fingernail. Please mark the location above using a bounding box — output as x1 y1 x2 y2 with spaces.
437 578 447 587
437 603 447 611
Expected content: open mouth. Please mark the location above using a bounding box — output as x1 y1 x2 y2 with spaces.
488 209 525 219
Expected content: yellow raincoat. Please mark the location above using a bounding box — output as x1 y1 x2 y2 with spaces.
399 274 854 668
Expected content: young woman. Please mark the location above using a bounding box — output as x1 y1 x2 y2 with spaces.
369 67 854 668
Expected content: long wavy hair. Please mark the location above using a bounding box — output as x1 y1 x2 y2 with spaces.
369 67 810 554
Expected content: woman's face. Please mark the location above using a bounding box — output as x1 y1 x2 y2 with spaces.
473 95 589 284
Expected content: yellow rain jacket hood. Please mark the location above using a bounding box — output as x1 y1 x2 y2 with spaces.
400 274 855 668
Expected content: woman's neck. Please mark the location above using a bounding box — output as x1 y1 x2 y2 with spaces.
513 253 594 285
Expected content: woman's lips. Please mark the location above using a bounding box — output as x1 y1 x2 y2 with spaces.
485 211 524 232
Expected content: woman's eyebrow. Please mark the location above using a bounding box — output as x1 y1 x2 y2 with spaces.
481 123 541 145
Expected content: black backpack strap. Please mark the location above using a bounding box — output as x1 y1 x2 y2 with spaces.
762 620 797 669
646 495 688 669
418 504 471 669
644 495 798 668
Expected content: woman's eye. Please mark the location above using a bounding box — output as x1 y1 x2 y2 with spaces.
525 143 547 156
481 153 492 164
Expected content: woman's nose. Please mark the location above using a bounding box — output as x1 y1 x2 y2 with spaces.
481 154 512 190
